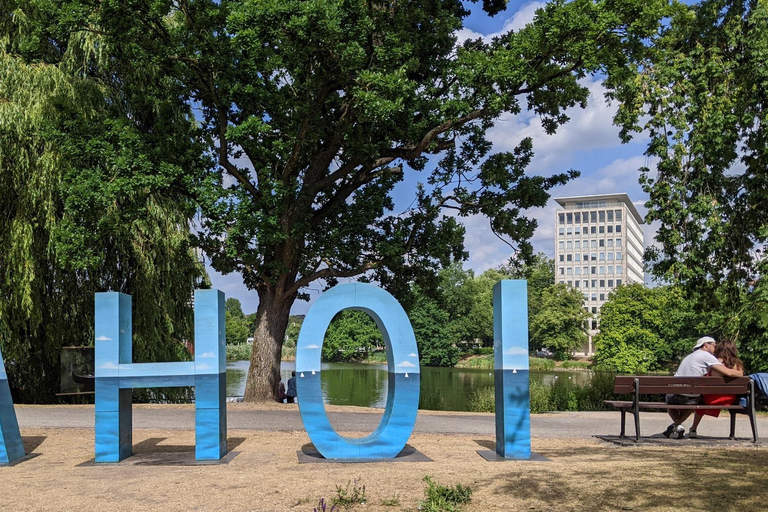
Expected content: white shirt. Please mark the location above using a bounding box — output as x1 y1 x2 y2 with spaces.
675 349 722 377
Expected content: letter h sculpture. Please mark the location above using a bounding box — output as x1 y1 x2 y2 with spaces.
95 289 227 462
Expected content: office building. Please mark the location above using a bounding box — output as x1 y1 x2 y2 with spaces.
554 193 645 355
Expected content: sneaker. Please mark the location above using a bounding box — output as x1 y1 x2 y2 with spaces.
671 425 686 439
688 429 698 439
663 423 676 438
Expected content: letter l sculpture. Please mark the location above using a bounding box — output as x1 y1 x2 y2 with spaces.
493 280 531 459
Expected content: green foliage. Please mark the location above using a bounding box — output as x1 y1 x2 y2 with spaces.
0 8 207 402
322 311 382 363
226 298 251 346
409 294 458 367
549 379 579 411
465 371 616 414
611 1 768 372
613 0 768 293
419 476 473 512
529 381 551 414
466 387 495 413
529 284 590 360
594 284 698 372
529 357 556 371
226 344 252 361
561 361 591 370
333 479 366 508
454 355 493 369
284 316 304 348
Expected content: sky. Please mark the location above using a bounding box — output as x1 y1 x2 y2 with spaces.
207 0 660 316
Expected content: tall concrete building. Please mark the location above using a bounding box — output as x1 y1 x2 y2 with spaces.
553 193 645 355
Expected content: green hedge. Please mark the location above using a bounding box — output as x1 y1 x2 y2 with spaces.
226 343 252 361
466 371 616 413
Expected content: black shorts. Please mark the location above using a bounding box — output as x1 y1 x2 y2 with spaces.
665 394 701 405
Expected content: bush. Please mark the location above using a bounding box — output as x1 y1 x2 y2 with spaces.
573 371 615 411
561 360 591 370
226 343 251 361
455 355 493 369
529 357 556 371
466 387 495 413
464 371 618 414
419 476 473 512
549 378 579 411
529 381 551 413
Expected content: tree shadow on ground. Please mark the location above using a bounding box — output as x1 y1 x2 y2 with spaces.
482 445 768 510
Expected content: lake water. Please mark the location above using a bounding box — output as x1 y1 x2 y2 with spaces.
226 360 590 411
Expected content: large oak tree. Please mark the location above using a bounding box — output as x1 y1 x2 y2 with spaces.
43 0 667 400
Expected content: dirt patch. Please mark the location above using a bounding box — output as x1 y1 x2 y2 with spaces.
1 426 766 512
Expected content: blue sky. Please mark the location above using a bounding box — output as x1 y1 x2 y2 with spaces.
208 1 659 315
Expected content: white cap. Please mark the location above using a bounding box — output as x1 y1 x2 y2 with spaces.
693 336 715 350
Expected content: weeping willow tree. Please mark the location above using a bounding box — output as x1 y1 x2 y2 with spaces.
0 4 208 402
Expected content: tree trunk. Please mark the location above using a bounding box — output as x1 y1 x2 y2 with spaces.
243 289 294 402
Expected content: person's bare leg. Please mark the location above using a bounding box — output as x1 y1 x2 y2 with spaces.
691 412 703 431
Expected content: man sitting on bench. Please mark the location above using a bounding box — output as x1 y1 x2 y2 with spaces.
664 336 744 439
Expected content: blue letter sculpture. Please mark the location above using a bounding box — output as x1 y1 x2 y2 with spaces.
0 344 25 464
296 283 419 459
493 280 531 459
95 289 227 462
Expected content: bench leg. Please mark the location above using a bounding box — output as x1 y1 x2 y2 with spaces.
633 410 640 442
620 409 626 438
749 411 758 443
729 411 737 440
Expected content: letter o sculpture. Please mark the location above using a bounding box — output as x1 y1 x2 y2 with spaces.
295 283 420 459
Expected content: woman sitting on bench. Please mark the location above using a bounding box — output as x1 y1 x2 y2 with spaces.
688 339 744 438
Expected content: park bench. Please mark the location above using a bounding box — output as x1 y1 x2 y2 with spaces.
604 376 758 442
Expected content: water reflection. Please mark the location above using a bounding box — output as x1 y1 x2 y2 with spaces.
226 360 590 411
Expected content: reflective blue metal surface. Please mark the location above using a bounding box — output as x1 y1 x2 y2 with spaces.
0 344 24 464
493 280 531 459
296 283 419 459
94 289 227 462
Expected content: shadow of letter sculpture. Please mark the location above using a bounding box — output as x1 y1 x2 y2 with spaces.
0 343 24 464
494 280 531 459
94 289 227 462
296 283 420 459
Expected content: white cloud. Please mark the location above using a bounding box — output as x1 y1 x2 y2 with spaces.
504 346 529 356
95 335 112 341
408 353 418 358
98 362 119 370
397 360 417 368
456 2 545 45
488 78 626 174
198 352 216 359
305 344 321 349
